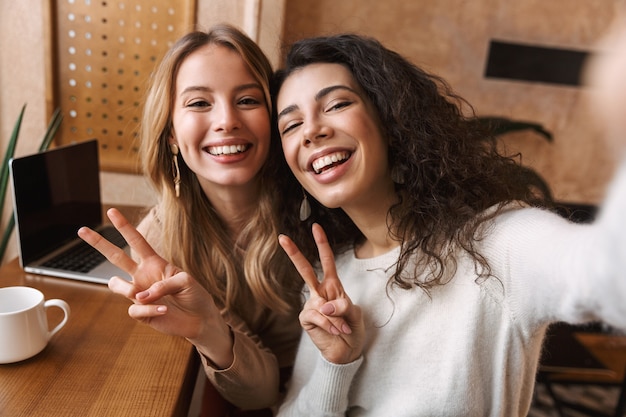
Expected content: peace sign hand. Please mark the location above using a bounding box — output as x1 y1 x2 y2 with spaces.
278 223 364 364
77 208 224 344
78 208 174 294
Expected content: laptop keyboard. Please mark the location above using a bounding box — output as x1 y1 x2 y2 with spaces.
42 227 127 273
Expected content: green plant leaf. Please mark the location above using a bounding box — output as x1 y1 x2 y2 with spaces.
0 104 27 226
475 116 553 142
0 215 15 265
40 107 63 152
0 106 61 263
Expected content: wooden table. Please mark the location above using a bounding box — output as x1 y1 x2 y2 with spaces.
0 207 199 417
538 324 626 416
540 324 626 382
576 332 626 382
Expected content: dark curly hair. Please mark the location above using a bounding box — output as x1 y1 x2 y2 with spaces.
273 33 552 292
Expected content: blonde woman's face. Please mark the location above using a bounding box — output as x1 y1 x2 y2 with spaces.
170 44 271 195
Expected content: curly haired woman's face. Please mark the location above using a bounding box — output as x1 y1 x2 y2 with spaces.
170 44 271 196
277 63 394 212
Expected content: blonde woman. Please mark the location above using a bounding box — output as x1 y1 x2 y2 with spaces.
79 25 303 414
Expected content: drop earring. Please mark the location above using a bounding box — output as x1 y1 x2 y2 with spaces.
299 191 311 221
170 143 181 198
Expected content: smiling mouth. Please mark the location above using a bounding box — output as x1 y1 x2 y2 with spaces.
206 144 250 156
311 151 351 174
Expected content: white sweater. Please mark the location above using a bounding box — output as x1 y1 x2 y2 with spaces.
277 162 626 417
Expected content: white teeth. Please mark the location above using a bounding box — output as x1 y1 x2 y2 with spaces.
208 144 247 155
312 151 349 174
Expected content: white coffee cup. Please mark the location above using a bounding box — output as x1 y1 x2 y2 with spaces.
0 286 70 364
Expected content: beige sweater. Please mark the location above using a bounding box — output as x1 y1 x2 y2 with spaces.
137 208 301 409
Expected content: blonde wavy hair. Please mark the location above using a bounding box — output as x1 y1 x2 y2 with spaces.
140 24 300 319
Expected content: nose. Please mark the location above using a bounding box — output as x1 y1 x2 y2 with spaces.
212 102 241 132
302 116 331 145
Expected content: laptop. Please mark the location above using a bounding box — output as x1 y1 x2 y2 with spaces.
9 139 132 284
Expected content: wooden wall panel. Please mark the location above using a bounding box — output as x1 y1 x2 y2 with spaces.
282 0 621 204
51 0 195 173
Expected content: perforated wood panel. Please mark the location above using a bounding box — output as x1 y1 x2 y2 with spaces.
53 0 196 172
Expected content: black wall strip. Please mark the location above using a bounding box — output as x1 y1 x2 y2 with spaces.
485 40 590 86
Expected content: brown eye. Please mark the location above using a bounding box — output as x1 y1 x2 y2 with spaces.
327 100 352 112
281 121 302 136
188 100 210 108
238 97 262 106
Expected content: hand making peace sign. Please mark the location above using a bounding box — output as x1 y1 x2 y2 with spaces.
77 209 228 349
278 223 364 364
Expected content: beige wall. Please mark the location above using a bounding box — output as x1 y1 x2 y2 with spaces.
1 0 49 263
1 0 48 164
0 0 285 202
282 0 623 204
196 0 286 68
0 0 284 262
0 0 622 263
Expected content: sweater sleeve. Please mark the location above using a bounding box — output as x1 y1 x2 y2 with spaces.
199 309 282 409
481 160 626 331
277 356 363 417
588 159 626 327
277 333 363 417
135 207 300 409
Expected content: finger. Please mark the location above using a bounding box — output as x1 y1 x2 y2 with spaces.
319 300 354 335
128 303 168 319
278 234 321 296
310 224 353 333
106 208 159 260
311 224 339 282
320 299 352 317
134 271 187 304
108 275 139 300
311 224 346 299
78 226 137 274
299 307 343 336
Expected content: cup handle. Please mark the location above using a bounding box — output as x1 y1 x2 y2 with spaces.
44 299 71 339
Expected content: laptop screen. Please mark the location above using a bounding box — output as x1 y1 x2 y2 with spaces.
10 140 102 265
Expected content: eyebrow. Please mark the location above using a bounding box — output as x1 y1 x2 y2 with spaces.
179 83 263 97
277 84 357 120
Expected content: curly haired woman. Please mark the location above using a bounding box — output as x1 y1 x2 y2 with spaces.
273 32 626 416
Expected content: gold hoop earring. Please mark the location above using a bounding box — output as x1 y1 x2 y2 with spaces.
170 143 181 198
299 190 311 221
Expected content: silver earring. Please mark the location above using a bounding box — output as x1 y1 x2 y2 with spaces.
299 192 311 221
170 143 181 198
